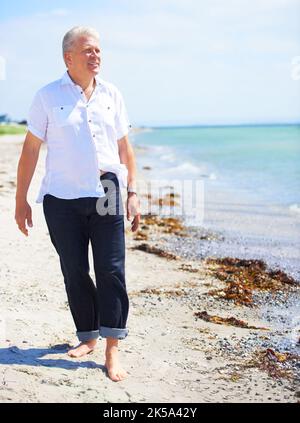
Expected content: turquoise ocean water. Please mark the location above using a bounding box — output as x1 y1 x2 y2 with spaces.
133 124 300 208
132 123 300 282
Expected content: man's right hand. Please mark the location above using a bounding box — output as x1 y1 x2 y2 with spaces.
15 200 33 237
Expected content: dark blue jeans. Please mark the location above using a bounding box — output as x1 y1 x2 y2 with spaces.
43 172 129 341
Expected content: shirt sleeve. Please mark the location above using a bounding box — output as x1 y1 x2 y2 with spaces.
27 90 48 142
114 88 131 140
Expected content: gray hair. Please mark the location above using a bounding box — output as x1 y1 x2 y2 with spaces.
62 26 100 54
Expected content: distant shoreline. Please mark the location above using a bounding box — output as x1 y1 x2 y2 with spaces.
0 124 26 136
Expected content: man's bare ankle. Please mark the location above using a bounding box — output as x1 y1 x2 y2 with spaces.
85 339 97 345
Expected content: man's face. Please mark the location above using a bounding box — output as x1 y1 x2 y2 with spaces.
64 35 101 77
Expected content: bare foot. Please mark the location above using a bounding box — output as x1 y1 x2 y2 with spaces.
105 345 128 382
67 339 97 358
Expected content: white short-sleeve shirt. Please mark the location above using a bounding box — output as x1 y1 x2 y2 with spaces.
27 71 131 203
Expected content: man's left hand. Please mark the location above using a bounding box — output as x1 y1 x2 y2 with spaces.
126 193 141 232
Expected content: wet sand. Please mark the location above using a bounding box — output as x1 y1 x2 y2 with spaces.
0 134 299 403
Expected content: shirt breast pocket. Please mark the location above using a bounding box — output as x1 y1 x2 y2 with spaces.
101 104 115 128
52 105 75 127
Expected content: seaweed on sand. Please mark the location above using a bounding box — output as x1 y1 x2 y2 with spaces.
205 257 298 306
194 310 269 330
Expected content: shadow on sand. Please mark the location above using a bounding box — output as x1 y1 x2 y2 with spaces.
0 343 106 372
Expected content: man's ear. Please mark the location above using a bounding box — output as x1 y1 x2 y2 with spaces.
64 52 72 68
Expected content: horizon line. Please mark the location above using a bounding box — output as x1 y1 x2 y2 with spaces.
136 121 300 129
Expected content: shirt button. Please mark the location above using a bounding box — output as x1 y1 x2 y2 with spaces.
89 120 92 123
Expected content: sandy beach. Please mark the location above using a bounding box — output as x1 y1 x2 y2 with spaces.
0 134 299 403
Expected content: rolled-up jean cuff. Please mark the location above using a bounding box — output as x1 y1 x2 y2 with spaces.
99 326 128 340
76 330 100 342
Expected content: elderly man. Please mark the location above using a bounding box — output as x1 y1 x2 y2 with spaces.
15 26 140 382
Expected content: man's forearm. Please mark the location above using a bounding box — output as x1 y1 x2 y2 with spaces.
16 154 39 201
16 141 41 202
118 136 137 190
126 144 137 190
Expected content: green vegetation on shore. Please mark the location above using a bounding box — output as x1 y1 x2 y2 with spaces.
0 125 27 136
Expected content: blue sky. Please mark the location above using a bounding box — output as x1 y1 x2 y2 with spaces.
0 0 299 126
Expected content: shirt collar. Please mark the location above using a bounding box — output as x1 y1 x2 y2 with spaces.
61 71 102 87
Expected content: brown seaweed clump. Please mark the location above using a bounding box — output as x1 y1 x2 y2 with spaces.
132 214 187 244
179 264 200 273
133 230 149 241
151 194 180 207
132 243 179 260
243 348 300 379
194 310 268 330
132 214 187 240
137 214 187 237
205 257 298 306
